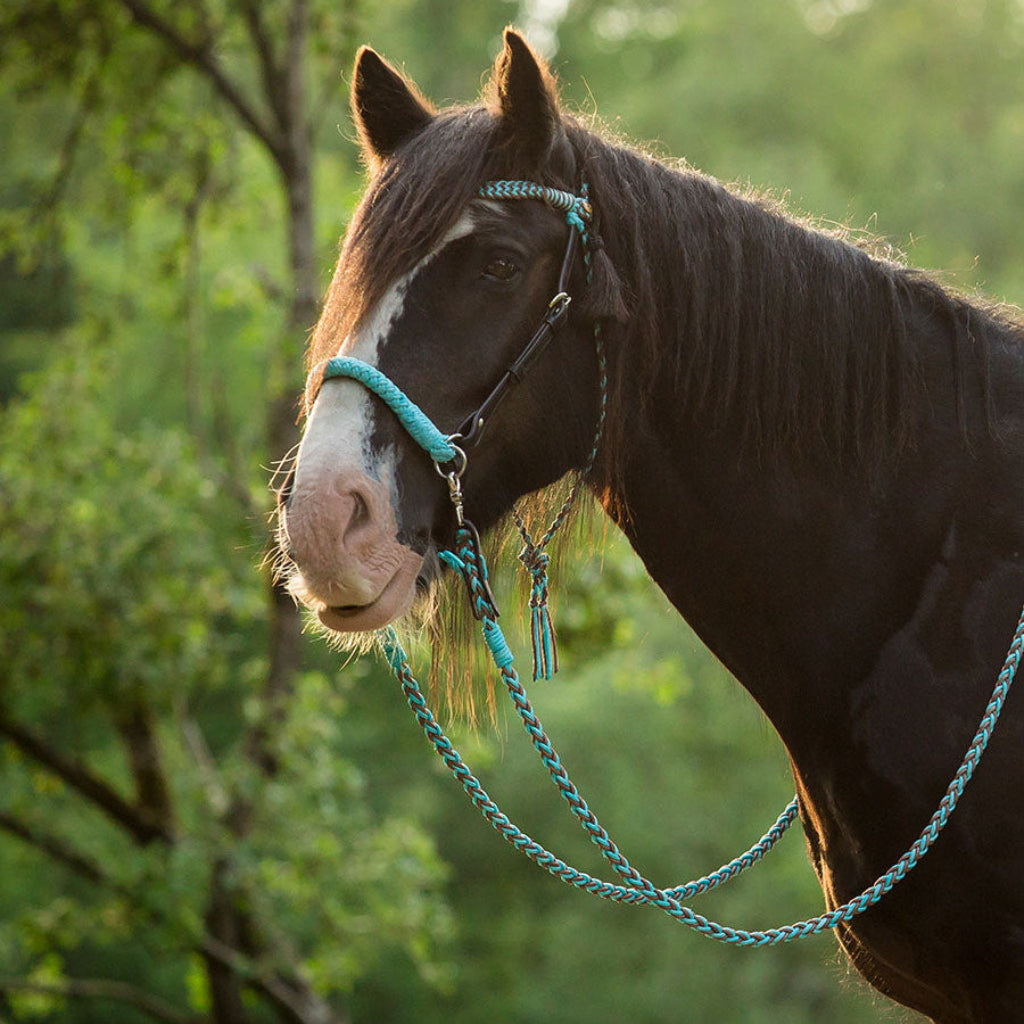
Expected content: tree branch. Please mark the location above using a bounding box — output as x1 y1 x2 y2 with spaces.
0 715 173 846
0 977 206 1024
113 0 286 167
0 812 347 1024
114 700 176 836
285 0 308 113
203 857 250 1024
238 0 287 131
0 813 346 1024
311 0 360 134
178 709 230 817
181 150 212 454
196 932 349 1024
0 811 106 885
40 43 109 216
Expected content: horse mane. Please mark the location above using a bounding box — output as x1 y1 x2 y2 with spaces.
573 127 1024 474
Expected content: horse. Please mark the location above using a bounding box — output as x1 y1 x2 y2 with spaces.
277 30 1024 1023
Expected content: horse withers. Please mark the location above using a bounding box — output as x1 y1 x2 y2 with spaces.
279 30 1024 1023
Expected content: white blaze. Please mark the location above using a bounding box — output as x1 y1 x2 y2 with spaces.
294 210 477 514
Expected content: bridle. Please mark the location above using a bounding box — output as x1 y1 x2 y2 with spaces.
304 178 1024 946
320 179 598 457
317 179 606 679
450 182 590 448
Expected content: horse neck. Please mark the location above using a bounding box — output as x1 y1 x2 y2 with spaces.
603 426 906 748
594 165 1018 755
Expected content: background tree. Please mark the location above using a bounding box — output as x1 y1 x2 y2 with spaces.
0 0 453 1020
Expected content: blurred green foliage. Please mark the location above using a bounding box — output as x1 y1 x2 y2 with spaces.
2 1 1023 1022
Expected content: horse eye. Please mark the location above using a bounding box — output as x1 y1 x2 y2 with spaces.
482 256 520 282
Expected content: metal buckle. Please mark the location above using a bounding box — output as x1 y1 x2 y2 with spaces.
545 291 572 326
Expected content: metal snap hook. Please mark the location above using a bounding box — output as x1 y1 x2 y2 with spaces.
434 441 468 524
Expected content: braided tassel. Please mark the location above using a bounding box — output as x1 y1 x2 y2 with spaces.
520 544 557 680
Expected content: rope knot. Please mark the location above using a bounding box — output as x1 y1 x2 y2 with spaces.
519 543 549 578
442 523 500 621
565 206 589 237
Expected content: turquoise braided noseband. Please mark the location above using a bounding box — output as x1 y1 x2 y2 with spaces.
319 357 458 465
314 179 1024 944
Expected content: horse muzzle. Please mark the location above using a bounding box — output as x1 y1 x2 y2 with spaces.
280 466 424 632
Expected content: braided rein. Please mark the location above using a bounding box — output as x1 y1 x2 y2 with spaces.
316 179 1024 946
392 528 1024 945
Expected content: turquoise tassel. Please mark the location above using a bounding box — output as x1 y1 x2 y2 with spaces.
521 545 557 680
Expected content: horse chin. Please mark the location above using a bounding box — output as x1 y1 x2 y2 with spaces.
313 549 424 634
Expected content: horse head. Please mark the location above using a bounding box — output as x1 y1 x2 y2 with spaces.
279 31 618 634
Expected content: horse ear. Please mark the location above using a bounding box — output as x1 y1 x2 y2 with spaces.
491 28 563 167
351 46 434 169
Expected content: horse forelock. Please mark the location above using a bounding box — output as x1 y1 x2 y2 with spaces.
308 109 499 381
305 102 593 382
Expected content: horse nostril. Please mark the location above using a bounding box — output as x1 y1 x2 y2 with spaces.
341 487 372 547
352 489 369 527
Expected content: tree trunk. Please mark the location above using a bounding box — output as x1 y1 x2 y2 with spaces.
204 859 250 1024
261 0 317 775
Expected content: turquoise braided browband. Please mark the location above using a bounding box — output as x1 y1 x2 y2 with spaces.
478 180 593 236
